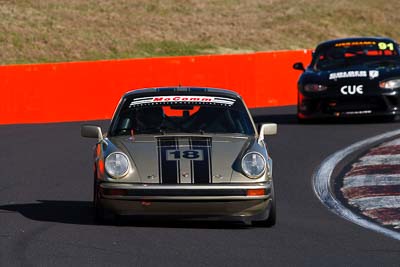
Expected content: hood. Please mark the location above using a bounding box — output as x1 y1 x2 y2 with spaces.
305 62 400 83
112 134 251 184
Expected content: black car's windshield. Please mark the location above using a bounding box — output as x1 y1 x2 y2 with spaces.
313 40 400 71
111 95 255 136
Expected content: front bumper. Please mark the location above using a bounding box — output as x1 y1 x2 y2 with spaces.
98 182 272 221
298 92 400 119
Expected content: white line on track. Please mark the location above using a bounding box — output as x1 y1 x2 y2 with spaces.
312 129 400 241
343 174 400 188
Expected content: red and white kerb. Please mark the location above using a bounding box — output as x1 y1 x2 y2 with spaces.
341 138 400 229
129 95 236 107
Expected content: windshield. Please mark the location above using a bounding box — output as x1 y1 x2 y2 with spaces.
313 40 400 71
111 95 255 136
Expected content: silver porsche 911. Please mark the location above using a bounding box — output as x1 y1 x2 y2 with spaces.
81 87 277 226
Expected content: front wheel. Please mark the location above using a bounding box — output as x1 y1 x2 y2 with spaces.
253 183 276 227
93 178 117 224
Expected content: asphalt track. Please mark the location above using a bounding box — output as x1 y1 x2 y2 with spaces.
1 106 400 266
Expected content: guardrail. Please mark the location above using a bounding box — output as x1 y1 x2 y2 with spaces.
0 50 311 124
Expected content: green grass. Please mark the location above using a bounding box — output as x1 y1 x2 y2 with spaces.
0 0 399 65
135 41 216 57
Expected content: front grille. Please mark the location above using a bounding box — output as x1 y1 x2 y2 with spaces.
103 188 248 197
323 97 387 113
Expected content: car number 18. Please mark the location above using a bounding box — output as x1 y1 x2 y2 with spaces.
166 149 204 161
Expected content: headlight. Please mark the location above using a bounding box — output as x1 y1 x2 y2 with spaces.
304 84 327 92
105 152 130 178
379 78 400 89
241 152 266 179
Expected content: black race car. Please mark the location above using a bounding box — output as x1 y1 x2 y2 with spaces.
293 37 400 121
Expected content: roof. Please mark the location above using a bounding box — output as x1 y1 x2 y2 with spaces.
123 86 242 99
315 36 397 50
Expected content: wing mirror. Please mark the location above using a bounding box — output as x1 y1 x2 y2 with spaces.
81 125 103 142
258 123 277 143
293 62 305 72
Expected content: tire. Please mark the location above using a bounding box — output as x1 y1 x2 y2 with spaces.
93 178 104 222
297 107 309 124
93 176 117 224
297 94 307 124
297 115 307 124
264 196 276 227
390 115 400 122
253 183 276 227
297 113 317 124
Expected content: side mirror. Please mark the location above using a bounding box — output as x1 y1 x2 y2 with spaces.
293 62 305 72
81 125 103 141
258 123 277 143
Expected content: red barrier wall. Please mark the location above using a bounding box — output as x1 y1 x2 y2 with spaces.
0 50 311 124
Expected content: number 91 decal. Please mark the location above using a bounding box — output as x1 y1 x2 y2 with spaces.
378 42 394 51
166 149 204 161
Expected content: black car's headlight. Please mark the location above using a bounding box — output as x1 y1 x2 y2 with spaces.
379 78 400 89
303 84 327 92
105 152 130 178
241 152 266 179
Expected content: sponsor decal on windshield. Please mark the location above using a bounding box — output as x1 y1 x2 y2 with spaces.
333 41 395 51
334 41 376 47
129 95 236 107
